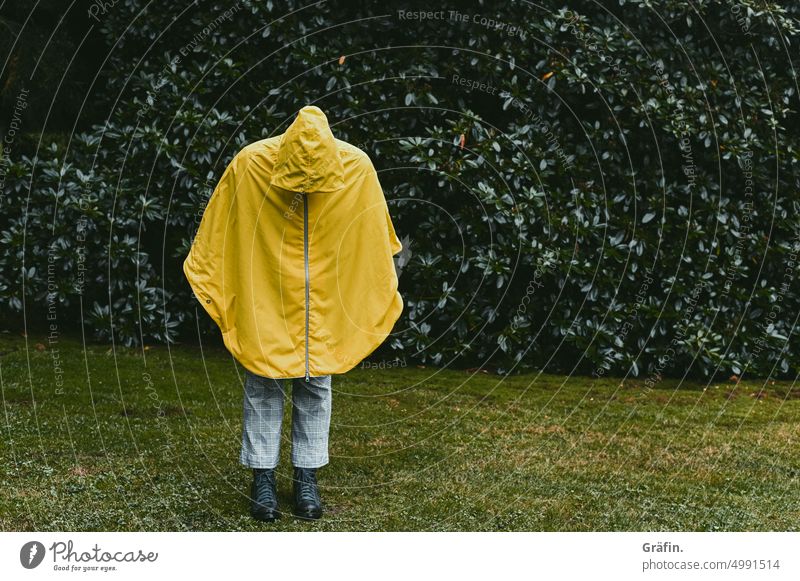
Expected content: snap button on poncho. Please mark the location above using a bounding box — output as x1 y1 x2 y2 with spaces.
183 106 404 378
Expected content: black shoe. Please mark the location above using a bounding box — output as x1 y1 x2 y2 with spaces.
250 468 280 522
292 467 323 520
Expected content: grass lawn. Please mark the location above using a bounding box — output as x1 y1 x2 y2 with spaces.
1 332 798 531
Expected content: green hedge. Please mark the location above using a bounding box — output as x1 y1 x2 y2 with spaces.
2 0 799 378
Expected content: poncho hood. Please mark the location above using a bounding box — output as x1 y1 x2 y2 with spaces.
183 105 403 379
270 105 345 193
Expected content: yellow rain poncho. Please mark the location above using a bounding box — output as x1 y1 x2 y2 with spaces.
183 106 403 379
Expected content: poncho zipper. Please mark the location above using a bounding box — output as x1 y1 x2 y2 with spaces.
303 192 310 382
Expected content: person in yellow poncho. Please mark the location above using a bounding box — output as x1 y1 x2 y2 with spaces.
183 105 404 521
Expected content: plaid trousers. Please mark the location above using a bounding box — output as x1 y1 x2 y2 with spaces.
239 369 332 469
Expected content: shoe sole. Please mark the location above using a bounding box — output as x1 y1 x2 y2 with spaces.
293 508 322 520
251 508 281 522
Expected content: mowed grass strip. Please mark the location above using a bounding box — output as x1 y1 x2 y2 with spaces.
1 333 798 531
